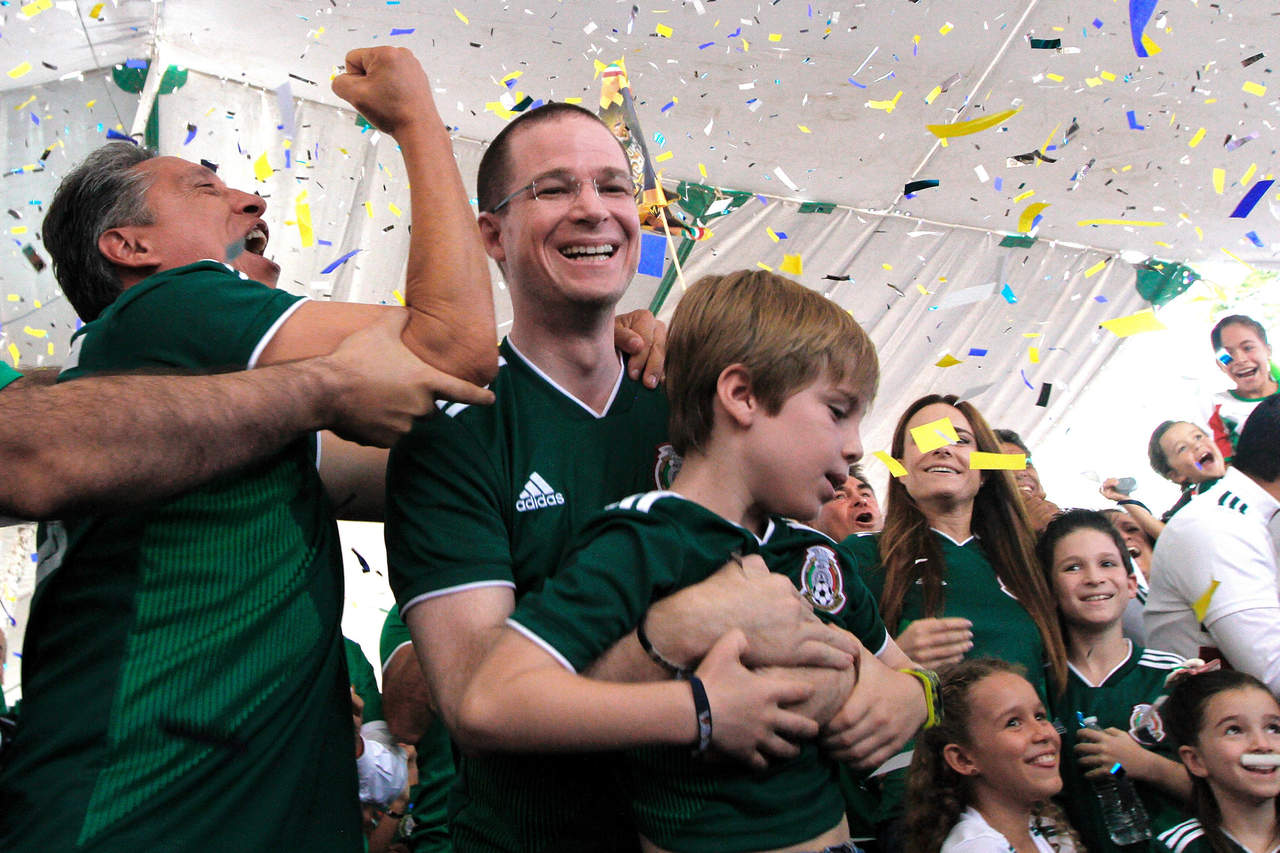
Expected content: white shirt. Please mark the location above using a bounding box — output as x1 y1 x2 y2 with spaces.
941 806 1072 853
1146 467 1280 692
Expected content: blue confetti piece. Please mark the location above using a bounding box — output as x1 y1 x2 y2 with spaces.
105 128 134 141
775 231 788 240
847 78 866 88
1246 231 1265 247
1126 110 1145 130
1129 0 1157 57
1230 179 1275 218
994 177 1003 192
967 348 988 357
1001 283 1017 304
698 41 715 49
390 27 415 35
638 232 666 277
351 548 373 572
1020 369 1035 390
320 248 361 274
125 58 148 69
1094 295 1109 303
317 239 332 246
728 27 741 37
285 149 291 169
29 112 38 126
184 125 197 145
660 101 675 112
1093 18 1104 28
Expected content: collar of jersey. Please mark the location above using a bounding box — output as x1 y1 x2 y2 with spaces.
1213 466 1280 521
503 337 625 419
930 527 977 548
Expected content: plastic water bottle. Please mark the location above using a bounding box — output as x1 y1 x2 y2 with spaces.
1078 714 1152 845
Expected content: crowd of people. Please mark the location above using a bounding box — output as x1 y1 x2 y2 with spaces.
0 45 1276 853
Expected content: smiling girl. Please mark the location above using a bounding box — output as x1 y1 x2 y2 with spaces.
1157 669 1280 853
905 659 1082 852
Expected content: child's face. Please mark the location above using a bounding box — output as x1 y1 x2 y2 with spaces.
1216 322 1274 397
1049 528 1136 631
948 671 1062 807
749 372 866 523
1158 422 1226 485
1182 687 1280 805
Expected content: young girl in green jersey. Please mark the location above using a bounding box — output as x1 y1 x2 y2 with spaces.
904 658 1082 853
1037 509 1190 852
1156 669 1280 853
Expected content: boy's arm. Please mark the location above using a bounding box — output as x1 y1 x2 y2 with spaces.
819 637 930 769
381 642 436 744
258 47 497 387
456 626 817 769
1075 728 1192 802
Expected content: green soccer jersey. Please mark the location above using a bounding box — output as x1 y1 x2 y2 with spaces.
385 337 672 853
0 261 360 852
1051 644 1186 853
0 362 19 390
380 605 457 853
511 492 888 853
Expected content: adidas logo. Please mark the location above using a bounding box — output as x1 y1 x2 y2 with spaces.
516 472 566 513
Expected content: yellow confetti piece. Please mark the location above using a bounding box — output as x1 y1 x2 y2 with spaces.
7 343 19 367
1140 34 1161 55
253 152 272 182
797 124 811 133
1219 247 1256 272
388 202 402 218
866 91 904 113
916 284 931 296
911 417 959 453
10 226 27 235
1100 309 1167 338
1188 127 1206 148
881 263 893 271
86 99 97 108
454 8 469 24
655 23 673 38
1045 73 1064 82
1022 332 1041 339
1085 77 1103 88
1243 81 1267 97
20 0 51 17
1012 189 1035 203
768 33 782 42
927 107 1019 139
756 261 774 271
654 150 673 162
1212 168 1225 195
1100 71 1117 82
6 295 18 302
970 451 1027 470
1240 163 1258 187
392 289 405 306
363 201 373 218
780 254 803 275
1077 219 1166 227
1018 202 1050 233
23 326 46 339
89 1 103 16
935 354 963 367
1084 259 1107 278
1192 579 1220 622
1028 347 1040 364
924 85 942 104
874 451 908 478
766 228 780 243
698 163 707 179
14 95 36 111
8 62 32 80
939 22 954 35
295 202 314 248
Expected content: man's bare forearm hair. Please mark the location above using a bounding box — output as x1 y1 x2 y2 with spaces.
0 361 342 519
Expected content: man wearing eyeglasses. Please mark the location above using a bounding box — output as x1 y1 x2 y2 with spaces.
383 103 861 852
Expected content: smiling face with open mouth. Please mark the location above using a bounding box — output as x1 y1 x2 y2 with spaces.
128 156 280 286
1217 322 1278 399
901 402 984 510
1158 422 1227 485
1182 686 1280 805
1048 528 1136 632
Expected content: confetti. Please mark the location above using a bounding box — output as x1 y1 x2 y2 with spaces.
927 107 1019 138
1018 202 1049 233
1000 284 1018 304
1126 110 1145 131
1035 383 1053 407
1229 179 1274 219
910 417 959 453
453 8 468 24
1084 259 1107 278
865 91 904 113
780 254 803 275
89 1 104 16
7 62 33 80
967 348 988 357
1077 219 1165 227
874 451 908 478
969 451 1026 470
321 249 361 274
904 179 940 195
935 354 963 367
1129 0 1158 57
1100 309 1167 338
253 152 272 182
1191 579 1220 622
1242 81 1267 97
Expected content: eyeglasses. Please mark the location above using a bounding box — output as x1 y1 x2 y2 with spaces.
488 173 638 213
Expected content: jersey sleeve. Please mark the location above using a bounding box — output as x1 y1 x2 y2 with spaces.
508 510 684 672
1181 514 1279 624
61 262 303 378
831 541 889 656
378 605 412 671
386 411 515 610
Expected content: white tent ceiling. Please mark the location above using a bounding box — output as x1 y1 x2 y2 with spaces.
0 0 1274 456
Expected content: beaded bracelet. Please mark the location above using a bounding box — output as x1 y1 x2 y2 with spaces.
900 667 943 729
687 674 713 755
636 612 691 679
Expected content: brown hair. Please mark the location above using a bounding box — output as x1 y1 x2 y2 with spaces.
906 659 1083 853
876 394 1068 694
664 269 879 457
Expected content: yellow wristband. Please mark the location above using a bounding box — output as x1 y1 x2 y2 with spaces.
899 667 942 729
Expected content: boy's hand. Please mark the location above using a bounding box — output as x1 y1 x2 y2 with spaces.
820 650 927 769
1076 726 1153 780
613 309 666 389
894 617 973 669
695 630 818 771
332 46 435 136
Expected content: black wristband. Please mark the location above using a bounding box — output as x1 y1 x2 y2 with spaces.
636 612 690 678
687 674 713 755
1116 499 1149 510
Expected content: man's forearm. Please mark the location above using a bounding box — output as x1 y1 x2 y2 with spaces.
0 358 345 519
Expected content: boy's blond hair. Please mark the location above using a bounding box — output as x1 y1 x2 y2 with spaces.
665 269 879 456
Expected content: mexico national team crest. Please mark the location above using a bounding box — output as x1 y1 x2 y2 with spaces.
1128 703 1166 746
800 546 846 614
654 443 682 489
